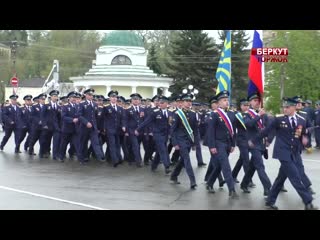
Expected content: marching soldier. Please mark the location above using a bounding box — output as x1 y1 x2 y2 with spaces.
231 98 251 183
16 95 33 153
250 97 318 210
104 90 123 167
205 91 238 198
240 92 272 197
314 101 320 149
203 96 225 188
293 96 313 153
122 93 146 167
59 91 79 162
117 96 130 163
169 93 198 189
42 90 61 159
78 88 105 164
136 95 172 174
28 93 47 156
0 94 20 152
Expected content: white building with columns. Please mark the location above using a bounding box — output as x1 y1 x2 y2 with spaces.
70 31 172 98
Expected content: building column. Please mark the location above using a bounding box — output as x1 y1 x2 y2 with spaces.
131 86 137 94
152 87 158 96
106 85 111 96
163 87 169 97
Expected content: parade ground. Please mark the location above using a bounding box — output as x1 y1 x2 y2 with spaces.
0 131 319 210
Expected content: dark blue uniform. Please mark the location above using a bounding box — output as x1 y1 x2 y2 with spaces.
28 103 47 156
254 113 314 207
137 107 172 172
16 105 32 152
195 111 205 166
170 108 198 187
78 100 104 163
59 103 79 161
123 105 146 166
315 109 320 148
0 104 20 151
104 104 123 166
240 109 272 195
232 111 250 181
297 110 313 149
42 102 61 159
203 110 225 185
206 109 236 193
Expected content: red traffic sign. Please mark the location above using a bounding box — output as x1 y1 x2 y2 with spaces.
11 77 19 86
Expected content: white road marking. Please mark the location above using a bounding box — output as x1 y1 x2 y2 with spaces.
0 185 107 210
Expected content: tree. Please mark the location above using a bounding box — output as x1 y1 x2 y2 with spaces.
265 30 320 113
147 44 161 75
165 30 219 102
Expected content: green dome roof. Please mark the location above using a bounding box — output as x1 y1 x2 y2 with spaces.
101 31 144 47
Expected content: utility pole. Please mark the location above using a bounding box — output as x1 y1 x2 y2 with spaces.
10 38 18 94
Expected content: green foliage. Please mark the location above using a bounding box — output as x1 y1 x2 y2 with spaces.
265 30 320 113
0 30 101 85
164 30 219 102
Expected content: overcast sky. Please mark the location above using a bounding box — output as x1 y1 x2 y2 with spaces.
97 30 254 44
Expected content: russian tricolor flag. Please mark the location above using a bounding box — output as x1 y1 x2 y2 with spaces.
248 30 264 96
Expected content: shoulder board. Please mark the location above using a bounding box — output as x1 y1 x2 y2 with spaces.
64 103 69 106
33 103 37 106
275 114 284 118
213 110 218 113
190 110 196 113
19 106 24 108
140 106 145 108
296 114 305 120
299 110 306 114
98 106 104 108
168 109 174 112
153 109 160 112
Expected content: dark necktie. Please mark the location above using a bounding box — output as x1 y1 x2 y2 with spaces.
163 110 167 119
291 117 296 129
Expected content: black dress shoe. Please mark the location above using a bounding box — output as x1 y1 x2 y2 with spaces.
144 161 150 166
113 163 119 168
0 146 3 151
264 189 270 197
240 186 251 193
165 168 172 174
198 162 207 167
59 159 64 162
207 186 215 193
248 182 256 188
280 186 288 192
229 190 239 199
28 152 36 156
265 202 279 210
136 163 143 168
308 187 316 195
190 183 197 190
234 178 240 183
15 150 22 153
219 180 226 188
170 177 181 184
305 203 318 210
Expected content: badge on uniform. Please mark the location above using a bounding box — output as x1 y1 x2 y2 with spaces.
48 106 51 110
98 112 102 116
140 112 144 118
84 105 87 109
129 111 133 115
36 108 40 111
9 108 11 111
108 109 112 113
68 107 71 111
156 115 162 119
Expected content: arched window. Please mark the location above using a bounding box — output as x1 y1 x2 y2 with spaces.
111 55 132 65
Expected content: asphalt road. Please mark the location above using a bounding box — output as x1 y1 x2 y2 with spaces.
0 130 319 210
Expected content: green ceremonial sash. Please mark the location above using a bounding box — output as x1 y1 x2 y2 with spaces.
176 108 194 143
235 112 246 130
